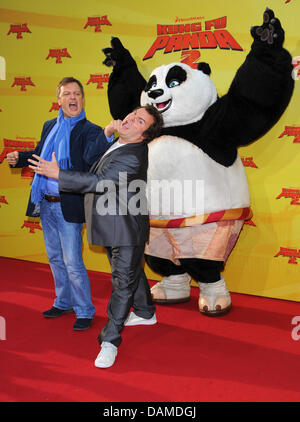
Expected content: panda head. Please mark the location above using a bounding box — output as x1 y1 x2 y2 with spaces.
140 62 217 128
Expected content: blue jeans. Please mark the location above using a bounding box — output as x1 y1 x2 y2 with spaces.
40 199 96 318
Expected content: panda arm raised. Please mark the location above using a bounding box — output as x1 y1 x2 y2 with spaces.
104 37 147 120
216 8 294 148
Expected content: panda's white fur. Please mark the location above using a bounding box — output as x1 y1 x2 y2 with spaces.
141 62 217 128
140 62 249 220
146 136 250 219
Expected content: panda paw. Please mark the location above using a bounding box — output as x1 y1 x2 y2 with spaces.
102 46 114 67
102 37 126 66
250 8 284 47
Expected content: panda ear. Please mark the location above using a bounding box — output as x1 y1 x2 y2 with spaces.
197 62 211 75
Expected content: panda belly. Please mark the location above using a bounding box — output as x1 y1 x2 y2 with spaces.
147 135 250 219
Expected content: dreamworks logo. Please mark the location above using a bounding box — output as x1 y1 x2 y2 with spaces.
0 316 6 340
0 56 6 80
95 174 205 217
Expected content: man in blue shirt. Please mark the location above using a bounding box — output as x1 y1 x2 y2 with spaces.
7 77 112 331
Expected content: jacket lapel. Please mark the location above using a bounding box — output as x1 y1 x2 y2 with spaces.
69 118 86 144
90 140 146 174
90 138 120 173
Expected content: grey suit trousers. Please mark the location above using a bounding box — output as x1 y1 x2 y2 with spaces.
98 245 155 347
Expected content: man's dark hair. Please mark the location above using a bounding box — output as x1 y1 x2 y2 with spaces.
139 104 163 143
56 77 84 98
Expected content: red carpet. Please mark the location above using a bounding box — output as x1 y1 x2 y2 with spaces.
1 256 300 403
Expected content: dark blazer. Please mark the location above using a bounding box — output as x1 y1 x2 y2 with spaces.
15 118 111 223
59 140 149 247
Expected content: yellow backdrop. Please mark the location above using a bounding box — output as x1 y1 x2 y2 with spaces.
0 0 299 301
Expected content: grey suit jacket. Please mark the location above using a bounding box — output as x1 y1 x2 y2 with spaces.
59 140 149 247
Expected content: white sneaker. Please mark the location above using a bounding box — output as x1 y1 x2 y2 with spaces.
94 342 118 368
124 311 157 326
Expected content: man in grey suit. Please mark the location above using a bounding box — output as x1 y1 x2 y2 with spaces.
29 105 163 368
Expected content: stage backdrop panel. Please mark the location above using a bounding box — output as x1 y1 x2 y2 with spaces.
0 0 299 300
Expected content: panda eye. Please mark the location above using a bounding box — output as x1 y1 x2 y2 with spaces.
145 75 157 92
168 79 180 88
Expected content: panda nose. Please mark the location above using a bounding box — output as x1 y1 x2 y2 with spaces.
148 89 164 99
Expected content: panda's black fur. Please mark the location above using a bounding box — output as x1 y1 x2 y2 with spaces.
103 37 147 121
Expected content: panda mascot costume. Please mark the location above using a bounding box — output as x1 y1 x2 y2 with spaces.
102 8 294 316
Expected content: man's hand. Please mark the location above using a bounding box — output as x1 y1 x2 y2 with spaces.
6 151 19 166
28 152 60 180
104 119 123 138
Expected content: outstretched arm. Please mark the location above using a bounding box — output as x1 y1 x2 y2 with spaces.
28 142 141 195
215 8 294 148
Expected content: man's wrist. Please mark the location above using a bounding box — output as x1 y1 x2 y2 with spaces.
104 127 114 142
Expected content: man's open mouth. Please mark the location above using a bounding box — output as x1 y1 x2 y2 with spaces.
154 99 171 113
122 120 130 129
69 103 78 111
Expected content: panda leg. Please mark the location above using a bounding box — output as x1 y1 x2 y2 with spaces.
145 255 191 303
179 258 231 316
